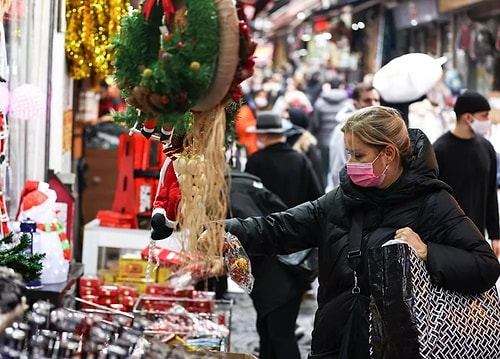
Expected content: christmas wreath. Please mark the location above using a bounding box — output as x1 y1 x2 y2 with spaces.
112 0 254 136
112 0 256 274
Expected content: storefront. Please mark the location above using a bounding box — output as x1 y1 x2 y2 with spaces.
438 0 500 93
2 1 71 216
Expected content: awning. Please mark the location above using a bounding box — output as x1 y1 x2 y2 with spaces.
268 0 322 34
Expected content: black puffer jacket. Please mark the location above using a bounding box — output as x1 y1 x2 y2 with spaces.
226 128 500 358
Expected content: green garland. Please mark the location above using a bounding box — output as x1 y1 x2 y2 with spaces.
112 0 219 132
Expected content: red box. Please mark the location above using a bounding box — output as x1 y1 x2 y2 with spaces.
99 296 119 306
144 283 195 298
185 299 214 313
109 303 127 312
121 295 138 308
79 275 103 288
118 285 138 297
141 246 189 267
79 295 100 309
79 286 98 297
98 285 119 298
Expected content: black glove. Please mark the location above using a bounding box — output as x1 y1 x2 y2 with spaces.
151 213 173 240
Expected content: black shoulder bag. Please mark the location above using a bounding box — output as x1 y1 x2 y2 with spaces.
337 211 370 359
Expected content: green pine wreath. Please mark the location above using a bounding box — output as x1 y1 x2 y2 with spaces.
112 0 219 132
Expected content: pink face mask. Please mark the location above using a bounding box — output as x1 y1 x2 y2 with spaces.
346 151 389 187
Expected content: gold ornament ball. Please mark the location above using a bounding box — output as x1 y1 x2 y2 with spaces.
190 61 201 71
143 68 153 78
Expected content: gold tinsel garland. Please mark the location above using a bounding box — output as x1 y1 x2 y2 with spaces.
65 0 129 80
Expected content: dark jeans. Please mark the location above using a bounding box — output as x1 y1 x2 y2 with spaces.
256 295 303 359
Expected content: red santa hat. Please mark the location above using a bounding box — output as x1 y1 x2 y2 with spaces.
15 180 51 220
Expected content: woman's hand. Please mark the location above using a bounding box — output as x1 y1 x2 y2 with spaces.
394 227 428 261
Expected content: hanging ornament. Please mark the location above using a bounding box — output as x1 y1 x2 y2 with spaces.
10 84 44 121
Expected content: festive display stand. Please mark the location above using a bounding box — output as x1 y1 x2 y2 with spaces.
0 0 259 356
0 296 241 357
79 223 242 355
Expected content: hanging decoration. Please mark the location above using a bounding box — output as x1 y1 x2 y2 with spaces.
112 0 256 134
112 0 256 273
9 84 44 121
65 0 130 80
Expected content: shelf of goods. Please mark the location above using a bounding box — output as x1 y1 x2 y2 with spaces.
0 297 246 357
82 219 151 275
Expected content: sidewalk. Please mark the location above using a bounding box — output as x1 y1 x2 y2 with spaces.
226 280 317 358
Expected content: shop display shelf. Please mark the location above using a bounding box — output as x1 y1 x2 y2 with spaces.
133 296 234 352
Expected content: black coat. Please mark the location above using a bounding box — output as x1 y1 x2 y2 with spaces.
226 129 500 358
245 142 323 208
229 169 308 316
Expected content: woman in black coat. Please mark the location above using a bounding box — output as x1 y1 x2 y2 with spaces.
219 106 500 359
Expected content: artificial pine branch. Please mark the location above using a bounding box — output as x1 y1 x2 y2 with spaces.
0 232 45 283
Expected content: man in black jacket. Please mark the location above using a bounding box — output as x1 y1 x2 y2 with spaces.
246 111 323 209
228 167 308 359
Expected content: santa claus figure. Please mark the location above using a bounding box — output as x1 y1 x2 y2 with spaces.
16 180 70 284
150 136 183 240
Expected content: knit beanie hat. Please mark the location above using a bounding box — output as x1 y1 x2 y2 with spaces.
454 90 491 117
288 107 309 129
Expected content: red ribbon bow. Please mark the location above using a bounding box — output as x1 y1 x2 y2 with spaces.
143 0 175 22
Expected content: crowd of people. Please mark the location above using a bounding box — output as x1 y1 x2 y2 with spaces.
218 63 500 359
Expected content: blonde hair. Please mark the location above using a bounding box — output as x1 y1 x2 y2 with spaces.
341 106 412 159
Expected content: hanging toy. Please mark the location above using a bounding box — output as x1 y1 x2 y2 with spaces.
150 135 184 240
140 116 173 142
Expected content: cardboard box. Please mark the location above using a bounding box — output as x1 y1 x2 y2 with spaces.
97 269 118 284
118 256 150 278
156 266 172 284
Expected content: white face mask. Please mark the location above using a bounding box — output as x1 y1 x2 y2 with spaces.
470 117 492 136
256 139 264 149
254 96 268 109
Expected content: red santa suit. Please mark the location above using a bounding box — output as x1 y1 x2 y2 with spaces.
151 146 182 240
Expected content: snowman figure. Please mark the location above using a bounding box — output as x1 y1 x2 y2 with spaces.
15 180 70 284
